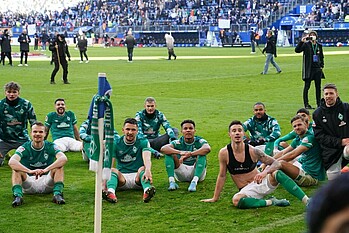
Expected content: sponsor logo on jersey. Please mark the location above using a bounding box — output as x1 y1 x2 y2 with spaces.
57 122 71 128
121 154 136 163
30 162 48 168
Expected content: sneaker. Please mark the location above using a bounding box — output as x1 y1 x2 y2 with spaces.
12 196 23 207
63 81 71 84
18 64 23 67
174 56 177 60
268 196 290 207
260 72 266 75
188 181 197 192
168 182 179 191
277 70 282 73
143 186 156 203
24 64 28 67
79 61 83 63
102 190 117 203
85 60 89 63
50 81 56 84
52 193 65 204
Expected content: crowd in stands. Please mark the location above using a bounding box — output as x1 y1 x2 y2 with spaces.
0 0 349 37
297 0 349 28
0 0 284 33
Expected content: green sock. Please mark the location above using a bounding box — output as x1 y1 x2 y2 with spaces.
107 172 118 190
237 197 267 209
165 155 175 178
53 182 64 195
139 170 151 190
275 170 306 201
194 155 206 178
12 185 23 197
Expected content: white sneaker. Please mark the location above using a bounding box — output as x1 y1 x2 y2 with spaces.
85 60 89 63
79 61 83 63
18 64 23 67
24 64 28 66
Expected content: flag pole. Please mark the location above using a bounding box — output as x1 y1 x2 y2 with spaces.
94 73 107 233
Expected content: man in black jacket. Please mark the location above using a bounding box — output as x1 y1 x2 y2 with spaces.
312 83 349 180
125 31 136 62
77 32 89 63
49 34 71 84
261 30 281 75
0 29 13 66
18 29 31 66
295 30 325 110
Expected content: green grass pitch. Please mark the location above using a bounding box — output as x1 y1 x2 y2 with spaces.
0 45 348 233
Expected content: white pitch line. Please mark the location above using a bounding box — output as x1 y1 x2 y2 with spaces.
242 213 305 233
10 50 349 61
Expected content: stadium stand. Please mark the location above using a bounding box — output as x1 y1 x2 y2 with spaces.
1 0 349 46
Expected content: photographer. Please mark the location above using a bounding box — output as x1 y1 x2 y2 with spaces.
295 30 325 110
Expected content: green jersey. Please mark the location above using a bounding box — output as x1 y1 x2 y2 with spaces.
243 115 281 142
15 141 60 171
0 97 36 143
113 136 151 173
135 109 176 140
274 122 314 148
290 130 325 181
45 111 77 141
170 136 208 166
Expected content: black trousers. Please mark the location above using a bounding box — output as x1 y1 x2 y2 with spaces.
79 50 88 61
51 58 68 82
1 52 12 65
168 48 176 60
20 51 28 64
148 128 179 152
127 47 134 61
303 69 322 107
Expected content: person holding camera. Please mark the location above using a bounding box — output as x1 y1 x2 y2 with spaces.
243 102 282 156
295 30 325 110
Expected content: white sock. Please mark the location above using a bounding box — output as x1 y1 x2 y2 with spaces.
108 188 115 194
192 176 199 184
169 177 175 183
266 200 273 206
302 196 309 205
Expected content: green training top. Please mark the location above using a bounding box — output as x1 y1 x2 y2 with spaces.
135 109 176 140
0 97 37 143
45 111 77 141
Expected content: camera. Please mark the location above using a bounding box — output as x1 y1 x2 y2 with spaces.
307 36 316 41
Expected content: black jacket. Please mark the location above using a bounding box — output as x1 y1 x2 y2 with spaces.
18 33 31 52
313 98 349 169
295 40 324 80
262 35 277 57
125 35 136 48
0 33 11 52
77 35 88 51
49 37 70 61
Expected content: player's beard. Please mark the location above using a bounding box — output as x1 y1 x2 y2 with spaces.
57 107 65 115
